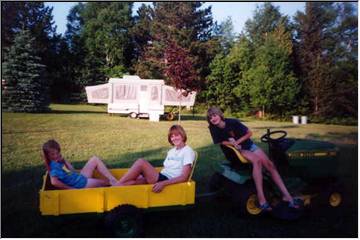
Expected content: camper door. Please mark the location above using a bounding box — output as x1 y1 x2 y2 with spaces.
138 84 149 113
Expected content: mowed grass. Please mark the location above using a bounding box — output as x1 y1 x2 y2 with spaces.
2 104 358 237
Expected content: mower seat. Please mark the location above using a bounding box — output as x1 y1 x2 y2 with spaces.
221 144 249 164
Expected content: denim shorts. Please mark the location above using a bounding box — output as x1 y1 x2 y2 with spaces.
249 143 259 152
157 173 169 182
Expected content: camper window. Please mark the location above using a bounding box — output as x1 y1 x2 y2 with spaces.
151 86 159 100
115 84 137 100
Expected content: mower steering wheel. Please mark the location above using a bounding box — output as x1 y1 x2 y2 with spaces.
261 130 287 143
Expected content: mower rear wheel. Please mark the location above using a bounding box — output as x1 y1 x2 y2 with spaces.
316 182 344 208
328 191 342 207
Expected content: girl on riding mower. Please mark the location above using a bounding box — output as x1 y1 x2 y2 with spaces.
207 107 300 211
114 125 195 193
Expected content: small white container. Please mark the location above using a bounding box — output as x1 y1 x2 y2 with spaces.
292 115 299 124
149 113 160 122
301 116 308 124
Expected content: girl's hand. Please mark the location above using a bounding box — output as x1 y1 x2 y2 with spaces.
152 182 166 193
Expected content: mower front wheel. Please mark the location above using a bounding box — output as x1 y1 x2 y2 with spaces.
232 182 263 216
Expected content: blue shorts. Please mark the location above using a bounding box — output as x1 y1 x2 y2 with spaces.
157 173 169 182
248 143 259 152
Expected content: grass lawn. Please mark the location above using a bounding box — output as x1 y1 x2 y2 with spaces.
2 104 358 237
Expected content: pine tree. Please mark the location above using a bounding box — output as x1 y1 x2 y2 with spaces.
2 29 49 112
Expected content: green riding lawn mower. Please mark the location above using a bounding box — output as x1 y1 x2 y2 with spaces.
209 129 344 220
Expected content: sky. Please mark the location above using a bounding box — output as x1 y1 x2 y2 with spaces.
45 2 305 36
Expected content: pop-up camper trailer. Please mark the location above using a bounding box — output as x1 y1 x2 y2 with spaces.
85 75 196 121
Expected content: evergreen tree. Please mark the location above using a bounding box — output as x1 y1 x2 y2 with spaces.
213 17 237 55
244 3 290 45
2 30 49 112
1 2 56 59
293 2 357 118
64 3 87 101
131 4 153 63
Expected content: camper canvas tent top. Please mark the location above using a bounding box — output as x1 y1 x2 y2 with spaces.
85 75 196 121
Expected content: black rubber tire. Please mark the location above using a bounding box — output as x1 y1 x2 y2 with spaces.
318 181 345 209
229 181 263 216
104 204 143 237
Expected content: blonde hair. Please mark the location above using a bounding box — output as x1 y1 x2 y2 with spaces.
168 125 187 145
207 107 225 124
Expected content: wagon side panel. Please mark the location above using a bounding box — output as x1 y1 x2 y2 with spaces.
104 185 149 211
40 190 60 216
58 188 105 214
148 182 195 207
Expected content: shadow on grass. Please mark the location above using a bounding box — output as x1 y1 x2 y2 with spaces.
2 142 358 237
252 125 300 130
49 110 107 115
305 131 357 144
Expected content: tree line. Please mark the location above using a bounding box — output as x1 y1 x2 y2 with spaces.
1 2 357 122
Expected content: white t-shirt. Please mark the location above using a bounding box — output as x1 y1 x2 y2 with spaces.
160 145 195 179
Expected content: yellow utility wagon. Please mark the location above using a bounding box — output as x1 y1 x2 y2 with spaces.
40 168 195 216
39 154 198 237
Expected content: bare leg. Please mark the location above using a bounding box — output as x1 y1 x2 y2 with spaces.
115 158 159 186
253 148 293 202
241 150 267 205
120 175 147 186
80 156 117 185
85 178 109 188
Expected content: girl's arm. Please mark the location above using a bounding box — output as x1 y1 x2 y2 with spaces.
63 159 76 172
235 130 252 145
50 176 75 189
152 164 192 193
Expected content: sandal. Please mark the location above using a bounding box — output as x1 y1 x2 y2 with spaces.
287 198 302 209
258 202 272 211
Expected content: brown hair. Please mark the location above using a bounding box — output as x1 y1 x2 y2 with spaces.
42 139 61 171
168 125 187 145
207 106 225 125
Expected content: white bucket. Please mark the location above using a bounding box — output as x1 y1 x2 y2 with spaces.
292 116 299 124
149 113 160 122
301 116 308 124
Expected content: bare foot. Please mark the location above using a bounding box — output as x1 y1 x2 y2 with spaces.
110 178 118 186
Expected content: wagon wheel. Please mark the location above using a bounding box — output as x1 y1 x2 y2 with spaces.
105 204 143 237
129 112 138 119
